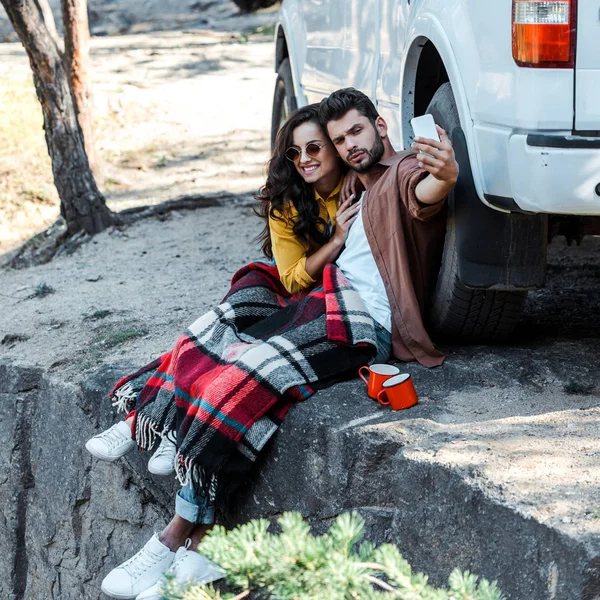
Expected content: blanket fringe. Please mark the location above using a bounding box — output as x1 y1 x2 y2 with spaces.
175 451 218 503
175 451 193 487
111 382 137 414
135 413 161 451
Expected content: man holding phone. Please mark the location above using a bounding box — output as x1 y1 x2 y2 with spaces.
319 87 459 367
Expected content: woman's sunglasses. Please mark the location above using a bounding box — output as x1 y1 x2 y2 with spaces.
285 142 329 163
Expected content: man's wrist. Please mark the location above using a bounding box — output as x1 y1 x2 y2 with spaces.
435 177 456 194
416 174 454 205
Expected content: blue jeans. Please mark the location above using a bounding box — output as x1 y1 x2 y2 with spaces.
373 321 392 364
176 483 216 525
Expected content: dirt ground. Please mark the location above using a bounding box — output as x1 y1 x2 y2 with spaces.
0 0 278 255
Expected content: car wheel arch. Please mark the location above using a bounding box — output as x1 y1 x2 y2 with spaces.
275 23 289 71
399 29 489 208
274 23 305 110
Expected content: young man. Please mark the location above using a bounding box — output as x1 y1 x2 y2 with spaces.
320 87 459 368
99 90 458 600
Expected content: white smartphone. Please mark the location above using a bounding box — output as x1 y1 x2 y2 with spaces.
410 114 440 143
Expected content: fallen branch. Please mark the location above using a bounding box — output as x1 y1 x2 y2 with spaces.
4 191 257 270
115 191 256 225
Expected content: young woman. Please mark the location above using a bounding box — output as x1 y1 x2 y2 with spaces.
92 105 388 600
85 105 361 473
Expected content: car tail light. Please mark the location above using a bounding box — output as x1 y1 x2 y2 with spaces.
512 0 576 68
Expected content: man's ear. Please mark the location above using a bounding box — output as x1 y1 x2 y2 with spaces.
375 116 388 139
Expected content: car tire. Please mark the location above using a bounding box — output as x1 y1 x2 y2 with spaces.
271 58 297 150
426 83 528 341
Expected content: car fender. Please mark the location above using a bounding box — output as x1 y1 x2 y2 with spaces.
276 4 307 109
402 12 500 212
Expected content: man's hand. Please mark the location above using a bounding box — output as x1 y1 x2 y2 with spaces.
412 126 458 185
413 125 459 206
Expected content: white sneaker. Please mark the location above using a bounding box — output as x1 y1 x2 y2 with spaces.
147 434 176 476
101 534 176 599
135 542 223 600
85 421 136 462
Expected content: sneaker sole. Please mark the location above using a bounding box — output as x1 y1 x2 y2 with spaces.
100 582 138 599
147 462 175 476
135 584 161 600
85 440 135 462
197 570 225 585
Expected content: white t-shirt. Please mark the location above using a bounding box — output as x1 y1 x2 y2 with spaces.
336 193 392 332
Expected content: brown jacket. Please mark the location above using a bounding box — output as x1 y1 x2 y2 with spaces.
362 151 447 367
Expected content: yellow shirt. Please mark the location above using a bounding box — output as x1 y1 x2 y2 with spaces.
269 179 342 295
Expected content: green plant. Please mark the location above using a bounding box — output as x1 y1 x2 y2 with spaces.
92 326 149 348
27 282 55 299
162 512 504 600
253 24 275 37
563 379 595 395
82 309 113 321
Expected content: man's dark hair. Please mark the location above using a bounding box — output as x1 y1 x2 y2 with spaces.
318 87 379 128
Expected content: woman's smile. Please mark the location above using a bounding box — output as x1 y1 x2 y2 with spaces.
300 164 319 176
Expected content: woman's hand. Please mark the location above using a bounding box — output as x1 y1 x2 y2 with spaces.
303 195 360 281
331 195 361 246
339 170 364 204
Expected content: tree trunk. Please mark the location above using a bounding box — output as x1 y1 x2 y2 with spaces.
33 0 60 47
61 0 97 172
0 0 113 236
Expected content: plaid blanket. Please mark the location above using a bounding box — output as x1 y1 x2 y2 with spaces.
111 262 377 497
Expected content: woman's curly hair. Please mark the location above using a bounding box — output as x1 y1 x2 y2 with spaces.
255 104 338 260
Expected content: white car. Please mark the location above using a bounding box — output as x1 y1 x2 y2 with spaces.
271 0 600 341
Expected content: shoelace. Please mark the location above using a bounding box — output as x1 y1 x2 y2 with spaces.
153 436 176 461
96 424 128 450
122 544 163 579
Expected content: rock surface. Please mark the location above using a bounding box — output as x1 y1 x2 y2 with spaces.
0 362 179 600
1 346 599 599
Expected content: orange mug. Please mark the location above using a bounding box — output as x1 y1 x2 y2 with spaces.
358 364 400 399
377 373 418 411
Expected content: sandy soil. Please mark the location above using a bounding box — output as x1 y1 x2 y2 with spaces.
0 203 262 374
0 0 278 254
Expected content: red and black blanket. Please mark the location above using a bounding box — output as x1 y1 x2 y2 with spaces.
111 262 377 496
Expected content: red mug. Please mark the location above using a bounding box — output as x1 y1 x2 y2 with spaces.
377 373 418 411
358 364 400 399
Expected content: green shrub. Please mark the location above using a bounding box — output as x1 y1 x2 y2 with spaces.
162 512 504 600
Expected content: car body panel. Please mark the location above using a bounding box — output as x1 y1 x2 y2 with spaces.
303 0 345 94
575 0 600 131
277 0 600 215
508 134 600 214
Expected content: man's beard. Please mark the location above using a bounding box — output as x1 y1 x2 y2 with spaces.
346 132 385 173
